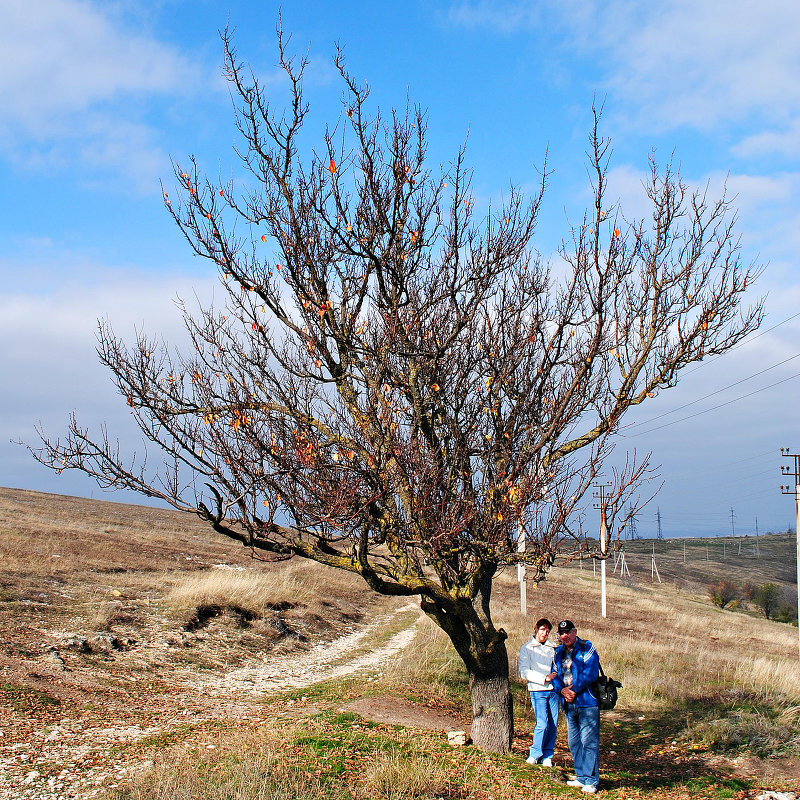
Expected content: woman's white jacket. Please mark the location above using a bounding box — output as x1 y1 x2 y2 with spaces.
518 636 555 692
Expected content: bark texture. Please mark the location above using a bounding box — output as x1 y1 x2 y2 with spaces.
469 657 514 753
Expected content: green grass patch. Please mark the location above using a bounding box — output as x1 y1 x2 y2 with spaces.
1 682 61 713
688 708 800 758
671 689 800 759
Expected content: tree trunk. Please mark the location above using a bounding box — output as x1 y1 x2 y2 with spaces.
469 665 514 753
420 567 514 753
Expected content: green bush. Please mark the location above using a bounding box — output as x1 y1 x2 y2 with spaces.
775 593 798 624
690 708 800 758
753 583 782 620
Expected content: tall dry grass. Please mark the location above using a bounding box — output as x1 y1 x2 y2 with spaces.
360 749 450 798
110 732 347 800
110 722 451 800
497 568 800 709
166 564 323 616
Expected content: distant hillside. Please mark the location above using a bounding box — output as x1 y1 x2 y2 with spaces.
572 532 798 595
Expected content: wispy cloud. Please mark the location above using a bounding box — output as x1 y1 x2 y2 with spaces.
447 0 543 33
0 0 198 186
447 0 800 154
593 0 800 135
732 120 800 160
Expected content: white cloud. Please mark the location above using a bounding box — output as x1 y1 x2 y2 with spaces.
0 0 198 184
0 0 192 127
595 0 800 133
732 120 800 160
447 0 800 151
447 0 542 33
1 253 220 486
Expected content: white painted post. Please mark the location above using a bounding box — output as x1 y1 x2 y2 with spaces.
795 486 800 661
779 450 800 661
600 506 607 618
517 525 527 616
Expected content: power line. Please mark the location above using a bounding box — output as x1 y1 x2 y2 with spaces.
680 311 800 378
621 371 800 438
626 352 800 430
722 449 784 466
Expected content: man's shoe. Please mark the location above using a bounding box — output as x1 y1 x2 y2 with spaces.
581 785 597 794
525 755 538 765
566 779 584 787
541 757 553 767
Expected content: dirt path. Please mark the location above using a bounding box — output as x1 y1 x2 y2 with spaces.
0 603 421 800
198 601 420 696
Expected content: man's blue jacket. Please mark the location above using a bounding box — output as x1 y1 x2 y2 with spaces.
551 637 600 708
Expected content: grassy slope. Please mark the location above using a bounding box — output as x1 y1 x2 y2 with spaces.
2 487 800 800
614 534 797 594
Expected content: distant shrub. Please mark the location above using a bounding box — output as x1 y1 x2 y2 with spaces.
741 582 756 602
753 583 782 620
775 590 798 624
709 579 739 609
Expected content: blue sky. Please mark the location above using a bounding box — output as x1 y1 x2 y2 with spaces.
2 0 798 538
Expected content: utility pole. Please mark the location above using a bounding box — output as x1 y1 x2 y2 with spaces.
730 507 736 537
780 447 800 662
593 481 613 619
755 517 760 557
655 508 663 540
651 542 662 583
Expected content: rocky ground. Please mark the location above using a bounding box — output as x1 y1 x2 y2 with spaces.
0 594 424 799
0 487 428 800
1 488 799 799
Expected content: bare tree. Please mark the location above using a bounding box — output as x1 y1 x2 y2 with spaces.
30 30 762 752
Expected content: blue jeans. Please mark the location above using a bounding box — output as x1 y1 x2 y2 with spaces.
564 704 599 787
528 690 560 761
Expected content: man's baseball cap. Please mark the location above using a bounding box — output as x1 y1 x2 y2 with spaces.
557 620 576 634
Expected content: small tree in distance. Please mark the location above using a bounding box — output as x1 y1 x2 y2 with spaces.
31 29 763 752
753 583 782 620
709 579 739 609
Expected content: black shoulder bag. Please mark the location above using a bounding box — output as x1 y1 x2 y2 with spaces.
582 641 622 711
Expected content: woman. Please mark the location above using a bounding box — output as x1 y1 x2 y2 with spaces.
518 617 559 766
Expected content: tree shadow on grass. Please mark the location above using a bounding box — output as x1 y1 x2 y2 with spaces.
574 709 749 796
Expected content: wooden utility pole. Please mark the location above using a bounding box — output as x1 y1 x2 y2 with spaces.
780 448 800 661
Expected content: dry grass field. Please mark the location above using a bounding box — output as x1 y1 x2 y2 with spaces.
613 534 797 595
1 486 799 800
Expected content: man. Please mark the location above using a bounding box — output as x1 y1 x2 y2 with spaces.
551 620 600 794
518 617 559 767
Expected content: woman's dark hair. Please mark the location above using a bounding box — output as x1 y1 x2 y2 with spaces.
534 618 552 631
